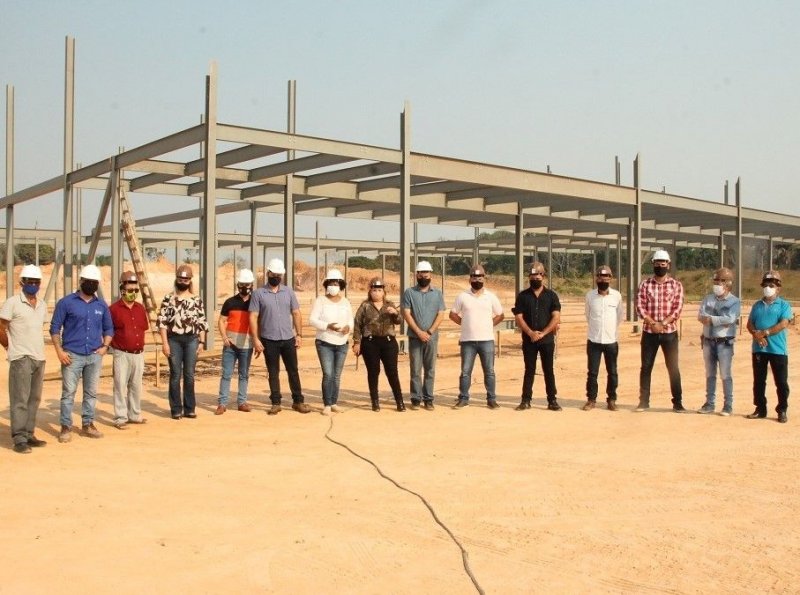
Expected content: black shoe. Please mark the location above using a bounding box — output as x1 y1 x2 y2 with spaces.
778 411 788 423
607 400 618 412
515 400 531 411
409 400 420 410
453 399 469 409
371 401 380 412
746 410 767 419
13 442 32 454
547 400 562 412
487 400 500 409
673 403 687 413
184 412 197 419
396 402 406 412
423 401 435 411
171 414 182 420
27 437 47 447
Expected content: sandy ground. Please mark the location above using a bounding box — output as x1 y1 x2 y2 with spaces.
1 280 799 594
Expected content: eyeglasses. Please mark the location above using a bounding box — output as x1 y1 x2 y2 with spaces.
124 288 140 294
470 274 484 278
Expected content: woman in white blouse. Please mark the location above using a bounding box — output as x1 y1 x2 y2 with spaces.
309 269 354 415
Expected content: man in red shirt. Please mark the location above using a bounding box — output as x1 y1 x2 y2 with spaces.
110 271 150 429
636 250 685 412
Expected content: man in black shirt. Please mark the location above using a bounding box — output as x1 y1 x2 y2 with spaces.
512 262 562 411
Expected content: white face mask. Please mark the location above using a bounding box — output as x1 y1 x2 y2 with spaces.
326 285 341 296
763 286 777 299
712 284 726 297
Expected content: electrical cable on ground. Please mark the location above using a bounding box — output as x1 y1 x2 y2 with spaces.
324 416 486 595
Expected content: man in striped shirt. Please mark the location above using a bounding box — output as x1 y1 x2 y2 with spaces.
636 250 686 412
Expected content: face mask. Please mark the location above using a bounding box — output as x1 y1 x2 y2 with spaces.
653 266 668 278
175 281 190 291
326 284 341 296
596 281 610 292
763 286 777 299
712 284 726 297
238 286 251 296
123 290 138 303
417 277 431 288
470 281 484 291
267 276 281 287
22 283 40 296
80 280 99 295
529 279 543 290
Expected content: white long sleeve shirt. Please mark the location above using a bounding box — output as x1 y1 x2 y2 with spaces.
585 288 624 344
309 295 354 345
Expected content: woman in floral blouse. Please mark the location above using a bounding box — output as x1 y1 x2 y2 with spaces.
352 277 406 412
158 264 208 419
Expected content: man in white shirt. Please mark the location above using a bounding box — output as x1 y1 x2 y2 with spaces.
583 265 624 411
449 265 504 409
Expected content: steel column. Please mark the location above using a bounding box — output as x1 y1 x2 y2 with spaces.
5 85 14 297
202 64 218 346
515 204 524 292
63 36 75 293
735 178 742 298
284 80 297 288
399 102 412 331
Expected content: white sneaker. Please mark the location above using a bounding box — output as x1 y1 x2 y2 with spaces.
719 409 732 417
321 406 332 416
331 404 342 412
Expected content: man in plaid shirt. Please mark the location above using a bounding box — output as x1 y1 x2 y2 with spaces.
636 250 686 412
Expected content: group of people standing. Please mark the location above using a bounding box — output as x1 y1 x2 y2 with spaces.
0 250 792 454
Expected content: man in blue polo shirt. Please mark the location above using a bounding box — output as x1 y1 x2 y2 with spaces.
50 264 114 443
401 260 447 410
746 270 792 423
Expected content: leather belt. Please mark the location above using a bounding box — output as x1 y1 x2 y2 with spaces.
703 336 733 344
114 347 144 354
366 336 394 341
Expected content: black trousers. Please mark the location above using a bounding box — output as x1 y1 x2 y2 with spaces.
360 336 402 400
639 332 682 405
586 341 619 401
262 338 304 404
752 352 790 414
521 340 557 401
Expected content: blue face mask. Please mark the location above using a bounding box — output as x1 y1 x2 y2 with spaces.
23 283 40 296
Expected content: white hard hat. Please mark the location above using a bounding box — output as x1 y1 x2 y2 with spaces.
80 264 102 281
651 250 671 263
267 258 286 275
20 264 43 280
324 269 344 282
236 268 255 284
415 260 433 272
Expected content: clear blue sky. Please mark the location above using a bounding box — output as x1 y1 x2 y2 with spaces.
2 0 799 247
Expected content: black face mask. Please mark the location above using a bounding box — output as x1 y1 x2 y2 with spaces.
80 280 99 295
417 277 431 288
596 281 610 291
238 286 251 296
653 266 669 278
267 276 281 287
470 281 484 291
529 279 543 290
175 281 191 291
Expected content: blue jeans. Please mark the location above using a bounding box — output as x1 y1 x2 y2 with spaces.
315 340 348 406
217 345 253 406
702 339 734 410
409 335 439 403
60 351 102 427
458 340 496 402
167 334 199 416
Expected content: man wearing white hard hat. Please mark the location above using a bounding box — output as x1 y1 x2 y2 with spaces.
582 265 624 411
249 258 311 414
401 260 446 410
109 270 150 429
215 269 256 415
635 250 686 412
50 264 114 442
0 265 48 453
